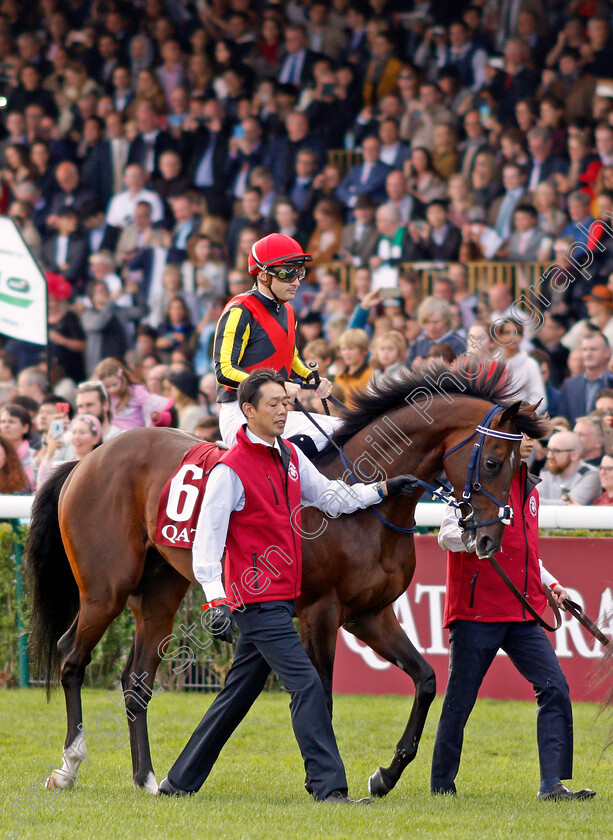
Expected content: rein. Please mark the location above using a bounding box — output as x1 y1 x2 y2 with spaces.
294 393 609 645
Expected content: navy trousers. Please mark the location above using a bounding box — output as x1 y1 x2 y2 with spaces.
167 600 347 799
431 620 573 793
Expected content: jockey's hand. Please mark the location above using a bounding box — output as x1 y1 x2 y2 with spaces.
285 381 302 403
205 604 235 643
550 584 569 609
382 475 420 497
314 377 333 399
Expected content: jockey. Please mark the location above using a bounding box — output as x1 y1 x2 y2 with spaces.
213 232 342 453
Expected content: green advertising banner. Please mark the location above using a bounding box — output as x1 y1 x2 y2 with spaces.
0 216 47 345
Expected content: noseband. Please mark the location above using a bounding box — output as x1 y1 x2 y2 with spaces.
442 405 523 531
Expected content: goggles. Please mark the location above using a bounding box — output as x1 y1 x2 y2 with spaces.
267 264 307 282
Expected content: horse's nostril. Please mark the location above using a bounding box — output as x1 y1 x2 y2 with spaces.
477 535 495 557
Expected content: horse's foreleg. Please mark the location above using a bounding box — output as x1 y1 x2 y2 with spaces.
125 562 189 793
345 605 436 797
47 598 127 791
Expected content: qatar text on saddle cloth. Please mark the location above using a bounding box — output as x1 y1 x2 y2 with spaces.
156 441 225 549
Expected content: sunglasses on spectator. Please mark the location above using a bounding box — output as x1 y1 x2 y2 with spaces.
77 379 109 401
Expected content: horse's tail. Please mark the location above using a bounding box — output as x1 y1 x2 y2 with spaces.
26 461 80 699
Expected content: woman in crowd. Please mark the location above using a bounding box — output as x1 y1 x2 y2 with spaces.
369 330 407 386
93 357 169 430
405 147 447 205
335 328 373 405
306 200 344 268
37 414 102 489
46 271 86 383
0 434 30 494
164 369 204 433
446 174 475 230
0 404 34 490
533 182 567 237
593 454 613 505
182 235 227 316
155 295 196 359
405 296 467 368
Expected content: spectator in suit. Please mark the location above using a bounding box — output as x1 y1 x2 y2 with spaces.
0 111 27 167
339 194 379 267
573 416 605 467
336 136 392 210
558 332 613 426
106 163 165 230
378 118 411 171
532 313 569 388
306 1 347 62
503 204 553 263
184 97 231 218
538 430 602 505
226 187 274 264
286 148 321 233
277 25 317 88
249 166 277 220
114 199 166 275
595 121 613 168
582 16 613 78
458 109 490 181
110 65 135 115
341 4 369 67
559 191 595 247
81 111 129 211
41 207 89 293
487 163 527 240
269 110 326 194
384 169 416 226
526 126 566 193
226 117 271 203
82 201 119 258
405 199 461 262
80 281 129 377
46 160 95 232
164 193 202 264
127 101 179 179
272 198 310 249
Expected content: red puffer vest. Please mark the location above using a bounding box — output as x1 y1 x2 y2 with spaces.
220 426 303 606
443 464 546 626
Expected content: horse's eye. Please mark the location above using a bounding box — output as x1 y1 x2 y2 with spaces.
485 459 500 473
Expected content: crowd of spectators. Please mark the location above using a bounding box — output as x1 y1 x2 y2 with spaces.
0 0 613 503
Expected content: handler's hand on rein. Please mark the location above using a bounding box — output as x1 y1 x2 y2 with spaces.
205 604 235 643
550 584 569 609
314 377 333 399
383 475 421 497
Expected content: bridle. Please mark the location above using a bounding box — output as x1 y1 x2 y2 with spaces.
442 404 523 532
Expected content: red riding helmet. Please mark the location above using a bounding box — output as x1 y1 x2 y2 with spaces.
248 232 312 276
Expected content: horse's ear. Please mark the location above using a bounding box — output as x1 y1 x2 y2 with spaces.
497 401 522 427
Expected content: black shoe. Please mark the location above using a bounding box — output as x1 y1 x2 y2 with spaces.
322 790 372 804
431 786 457 796
538 782 596 801
157 776 192 796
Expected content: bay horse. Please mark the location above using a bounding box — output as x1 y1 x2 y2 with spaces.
26 360 547 797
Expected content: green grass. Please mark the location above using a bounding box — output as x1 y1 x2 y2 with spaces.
0 689 611 840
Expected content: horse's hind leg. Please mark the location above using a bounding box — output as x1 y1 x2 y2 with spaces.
124 559 190 793
47 596 128 790
345 605 436 797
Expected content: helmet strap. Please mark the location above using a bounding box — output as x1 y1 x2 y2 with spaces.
257 271 282 304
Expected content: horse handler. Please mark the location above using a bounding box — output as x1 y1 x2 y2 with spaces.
431 433 596 801
158 368 419 802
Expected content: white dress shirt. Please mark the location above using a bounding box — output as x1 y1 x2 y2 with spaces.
193 427 382 602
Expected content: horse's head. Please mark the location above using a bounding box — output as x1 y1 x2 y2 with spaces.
442 400 546 559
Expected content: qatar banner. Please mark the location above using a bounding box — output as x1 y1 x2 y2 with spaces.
333 536 613 702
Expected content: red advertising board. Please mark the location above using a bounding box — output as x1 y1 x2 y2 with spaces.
333 536 613 702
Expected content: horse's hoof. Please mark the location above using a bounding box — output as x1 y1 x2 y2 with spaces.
368 767 393 798
134 771 159 794
46 771 75 790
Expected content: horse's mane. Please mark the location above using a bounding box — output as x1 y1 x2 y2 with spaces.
317 359 550 465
